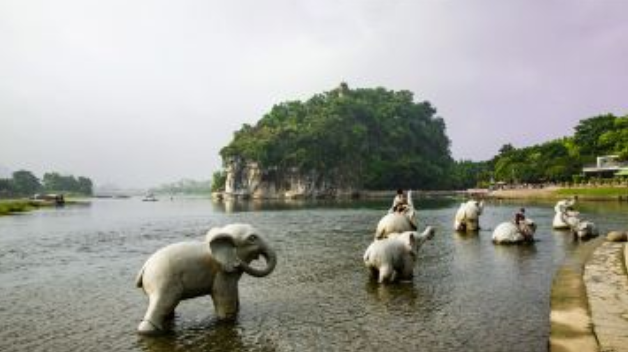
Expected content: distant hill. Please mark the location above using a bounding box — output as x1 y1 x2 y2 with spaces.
149 179 212 195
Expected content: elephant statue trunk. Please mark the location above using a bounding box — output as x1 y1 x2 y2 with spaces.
239 246 276 277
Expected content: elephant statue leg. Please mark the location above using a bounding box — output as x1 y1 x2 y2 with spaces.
378 265 397 283
139 292 181 334
368 267 379 280
211 273 240 320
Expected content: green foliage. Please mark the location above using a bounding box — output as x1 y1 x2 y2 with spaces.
574 114 617 157
211 171 227 192
492 139 580 183
0 200 35 215
77 177 94 196
220 85 453 190
42 172 93 196
0 171 93 198
11 170 42 196
489 114 628 184
449 160 492 190
555 187 628 197
151 178 213 195
0 178 14 198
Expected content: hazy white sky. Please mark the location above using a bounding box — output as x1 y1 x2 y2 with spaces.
1 0 626 188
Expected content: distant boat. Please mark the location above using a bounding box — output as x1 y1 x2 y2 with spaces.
142 194 158 202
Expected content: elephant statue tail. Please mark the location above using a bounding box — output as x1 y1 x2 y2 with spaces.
135 263 146 288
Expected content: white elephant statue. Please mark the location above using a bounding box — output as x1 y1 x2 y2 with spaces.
552 199 579 229
375 190 418 239
364 226 435 283
572 220 599 239
552 199 599 239
135 223 277 335
492 219 537 244
453 200 484 231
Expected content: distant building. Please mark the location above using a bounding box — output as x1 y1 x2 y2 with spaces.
582 155 628 177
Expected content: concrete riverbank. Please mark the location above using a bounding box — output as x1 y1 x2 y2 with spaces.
549 237 601 352
584 241 628 352
550 238 628 352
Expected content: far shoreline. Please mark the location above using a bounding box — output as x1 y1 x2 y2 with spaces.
212 185 628 202
488 186 628 202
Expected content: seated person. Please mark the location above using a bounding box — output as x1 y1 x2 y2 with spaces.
390 189 407 212
515 208 532 240
389 189 417 230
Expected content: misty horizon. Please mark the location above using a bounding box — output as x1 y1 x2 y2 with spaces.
1 0 627 189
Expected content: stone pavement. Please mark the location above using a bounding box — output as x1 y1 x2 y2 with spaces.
550 239 600 352
584 242 628 352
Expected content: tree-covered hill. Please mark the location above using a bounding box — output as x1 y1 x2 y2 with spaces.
484 114 628 185
220 83 453 190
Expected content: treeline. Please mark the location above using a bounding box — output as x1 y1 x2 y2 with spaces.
0 170 93 198
150 178 212 195
217 83 626 191
460 114 628 186
220 83 453 190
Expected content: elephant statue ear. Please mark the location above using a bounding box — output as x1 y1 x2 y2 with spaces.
208 234 240 273
205 226 222 242
403 232 416 248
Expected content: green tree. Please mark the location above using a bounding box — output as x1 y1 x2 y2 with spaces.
450 160 492 189
43 172 93 195
0 178 14 198
11 170 41 196
77 177 93 196
43 172 64 192
220 84 453 190
574 114 617 157
211 171 227 192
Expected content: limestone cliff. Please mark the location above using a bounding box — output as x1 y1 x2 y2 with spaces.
223 157 358 199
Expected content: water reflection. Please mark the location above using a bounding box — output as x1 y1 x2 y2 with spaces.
452 229 480 240
364 280 420 306
137 320 277 352
1 198 627 352
212 197 460 213
492 241 538 260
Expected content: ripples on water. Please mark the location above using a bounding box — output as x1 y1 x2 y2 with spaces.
0 197 627 352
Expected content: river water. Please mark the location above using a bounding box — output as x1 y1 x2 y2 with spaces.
0 197 626 352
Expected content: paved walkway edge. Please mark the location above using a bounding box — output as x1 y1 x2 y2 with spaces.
584 242 628 352
550 238 602 352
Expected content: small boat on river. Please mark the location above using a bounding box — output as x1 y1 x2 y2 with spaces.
142 194 158 202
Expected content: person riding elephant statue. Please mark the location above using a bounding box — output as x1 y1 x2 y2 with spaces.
492 208 537 244
375 190 418 239
552 198 579 230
